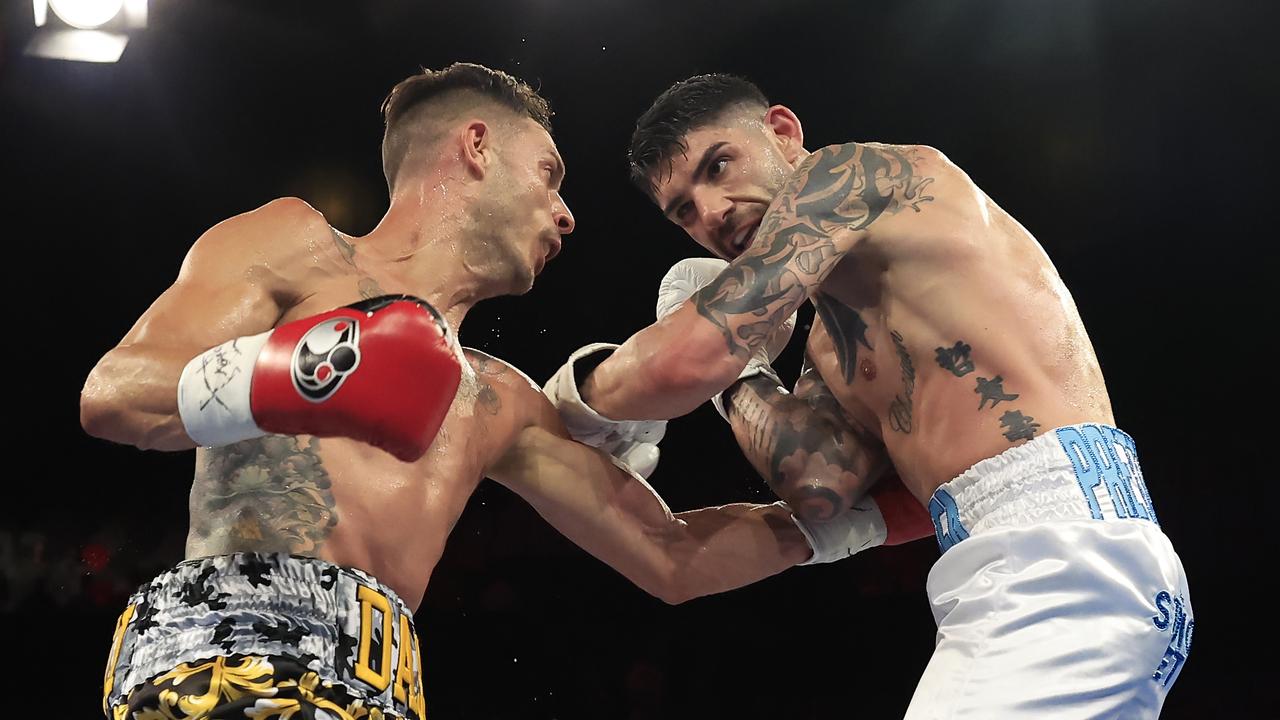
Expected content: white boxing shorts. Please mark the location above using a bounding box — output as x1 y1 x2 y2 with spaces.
904 424 1193 719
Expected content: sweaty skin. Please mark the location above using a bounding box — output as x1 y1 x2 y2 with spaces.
585 114 1112 505
82 191 809 616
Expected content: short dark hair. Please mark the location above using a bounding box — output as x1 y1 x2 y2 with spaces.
381 62 552 191
628 74 769 200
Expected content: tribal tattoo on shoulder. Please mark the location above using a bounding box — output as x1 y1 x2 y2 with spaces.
934 338 1040 443
694 144 936 359
189 435 338 555
727 375 878 523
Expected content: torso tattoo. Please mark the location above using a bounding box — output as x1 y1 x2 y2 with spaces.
887 331 916 434
812 292 873 385
933 338 1041 444
189 435 338 555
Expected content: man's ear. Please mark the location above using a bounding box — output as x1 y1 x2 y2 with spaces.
459 119 492 179
764 105 805 164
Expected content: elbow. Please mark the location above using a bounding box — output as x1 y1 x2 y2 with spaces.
650 570 696 606
79 376 118 441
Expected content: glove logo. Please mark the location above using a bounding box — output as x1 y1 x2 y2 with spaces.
292 318 362 402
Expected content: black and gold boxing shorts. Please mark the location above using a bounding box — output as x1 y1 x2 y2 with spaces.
102 553 425 719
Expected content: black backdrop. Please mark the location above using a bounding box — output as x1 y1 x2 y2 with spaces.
1 1 1267 717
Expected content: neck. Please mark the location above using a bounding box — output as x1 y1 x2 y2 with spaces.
351 186 495 332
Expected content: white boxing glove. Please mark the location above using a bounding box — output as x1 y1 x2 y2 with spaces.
655 258 796 421
542 343 667 478
781 499 889 565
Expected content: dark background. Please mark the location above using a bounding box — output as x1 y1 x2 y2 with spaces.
1 0 1268 717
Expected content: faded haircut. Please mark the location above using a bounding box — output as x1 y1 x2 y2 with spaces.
381 62 552 192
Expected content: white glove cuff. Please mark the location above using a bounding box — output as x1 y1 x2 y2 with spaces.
177 331 271 448
783 497 888 565
542 343 668 449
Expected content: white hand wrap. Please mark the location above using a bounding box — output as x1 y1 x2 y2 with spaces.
542 343 667 479
177 331 272 447
782 498 889 565
655 258 796 422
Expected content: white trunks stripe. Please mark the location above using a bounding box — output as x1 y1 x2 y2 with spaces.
928 423 1158 553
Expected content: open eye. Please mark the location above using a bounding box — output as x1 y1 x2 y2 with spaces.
707 157 728 179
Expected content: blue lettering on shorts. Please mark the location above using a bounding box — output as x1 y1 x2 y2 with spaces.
1056 425 1157 524
1150 589 1194 687
929 487 969 553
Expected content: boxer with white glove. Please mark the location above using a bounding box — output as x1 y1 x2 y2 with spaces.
543 343 667 478
655 257 933 553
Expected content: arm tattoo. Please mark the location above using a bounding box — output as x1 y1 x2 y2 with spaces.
694 144 935 359
887 330 916 434
188 436 338 556
812 292 873 385
727 375 877 522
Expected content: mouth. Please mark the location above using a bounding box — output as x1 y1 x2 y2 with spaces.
726 219 761 258
538 237 562 271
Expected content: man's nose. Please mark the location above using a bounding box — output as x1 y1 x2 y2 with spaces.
553 192 575 234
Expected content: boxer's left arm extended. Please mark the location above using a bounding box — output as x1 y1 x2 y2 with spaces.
581 143 940 420
489 386 814 604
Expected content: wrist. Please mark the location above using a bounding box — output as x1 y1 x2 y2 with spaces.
177 331 272 447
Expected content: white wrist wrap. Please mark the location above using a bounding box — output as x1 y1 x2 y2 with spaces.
177 331 271 448
542 343 667 479
783 497 888 565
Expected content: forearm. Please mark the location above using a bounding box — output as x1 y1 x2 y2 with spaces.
80 344 197 451
495 426 809 605
579 309 746 420
724 375 883 523
665 502 810 602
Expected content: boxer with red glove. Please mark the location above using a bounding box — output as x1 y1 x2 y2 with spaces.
177 294 461 463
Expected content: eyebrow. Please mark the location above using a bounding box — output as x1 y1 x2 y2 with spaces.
662 141 729 220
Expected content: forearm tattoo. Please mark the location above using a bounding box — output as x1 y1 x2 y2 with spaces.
727 375 875 522
934 338 1041 443
693 144 935 359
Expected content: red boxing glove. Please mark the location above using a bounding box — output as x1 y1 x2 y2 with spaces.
178 295 461 462
870 473 935 546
